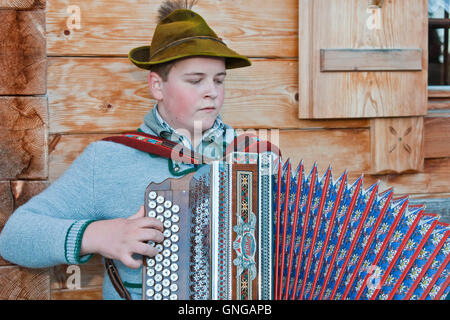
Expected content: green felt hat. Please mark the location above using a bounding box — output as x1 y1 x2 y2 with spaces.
128 9 251 70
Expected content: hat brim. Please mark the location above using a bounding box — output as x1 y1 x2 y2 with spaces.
128 38 251 70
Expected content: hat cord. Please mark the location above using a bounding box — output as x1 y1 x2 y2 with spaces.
149 35 227 60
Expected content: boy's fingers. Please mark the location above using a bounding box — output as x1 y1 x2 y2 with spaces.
122 255 142 269
136 228 164 243
136 217 164 232
127 205 145 220
134 242 159 258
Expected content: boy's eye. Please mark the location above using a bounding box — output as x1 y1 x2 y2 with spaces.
187 79 202 84
215 79 224 84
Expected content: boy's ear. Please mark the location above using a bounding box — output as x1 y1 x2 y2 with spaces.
148 72 164 100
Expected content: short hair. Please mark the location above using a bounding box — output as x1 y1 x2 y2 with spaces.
149 60 176 82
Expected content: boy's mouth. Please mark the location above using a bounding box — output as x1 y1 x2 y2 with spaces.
199 106 216 112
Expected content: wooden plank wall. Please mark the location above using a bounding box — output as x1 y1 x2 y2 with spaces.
0 0 448 299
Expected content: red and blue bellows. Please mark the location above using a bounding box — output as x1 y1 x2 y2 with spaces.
273 159 449 300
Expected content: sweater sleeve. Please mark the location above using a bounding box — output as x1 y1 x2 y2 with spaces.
0 142 100 268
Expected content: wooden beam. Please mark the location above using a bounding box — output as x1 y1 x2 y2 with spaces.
370 117 424 174
0 97 48 179
0 266 50 299
0 0 45 10
424 110 450 159
0 10 46 95
320 49 423 72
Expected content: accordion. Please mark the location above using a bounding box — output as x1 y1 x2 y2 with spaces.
141 152 450 300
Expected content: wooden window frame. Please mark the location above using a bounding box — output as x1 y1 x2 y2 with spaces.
428 13 450 98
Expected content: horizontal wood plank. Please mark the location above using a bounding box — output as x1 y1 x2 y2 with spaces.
50 255 104 290
0 182 13 266
47 57 369 134
51 287 103 300
320 49 423 72
46 0 297 57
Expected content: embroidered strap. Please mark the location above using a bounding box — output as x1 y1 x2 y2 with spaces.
102 131 210 165
102 131 281 164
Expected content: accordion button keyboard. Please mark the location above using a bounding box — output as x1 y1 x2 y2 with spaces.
144 191 182 300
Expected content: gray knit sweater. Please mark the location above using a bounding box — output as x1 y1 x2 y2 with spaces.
0 106 235 299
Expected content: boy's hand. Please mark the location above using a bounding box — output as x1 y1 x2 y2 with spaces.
80 205 164 269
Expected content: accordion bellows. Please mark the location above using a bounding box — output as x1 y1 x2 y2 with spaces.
142 154 450 300
273 159 449 300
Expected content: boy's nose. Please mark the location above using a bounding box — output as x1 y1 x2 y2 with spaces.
203 80 219 99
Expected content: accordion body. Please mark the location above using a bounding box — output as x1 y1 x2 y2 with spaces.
142 152 450 300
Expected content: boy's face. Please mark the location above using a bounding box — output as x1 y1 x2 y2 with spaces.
149 56 226 138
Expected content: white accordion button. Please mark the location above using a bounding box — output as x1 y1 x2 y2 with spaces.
170 263 179 272
154 293 162 300
154 284 162 292
163 220 172 228
171 225 179 233
155 253 163 262
171 244 179 252
170 234 179 242
156 215 164 222
156 196 164 204
162 288 170 297
154 274 162 282
164 200 172 208
170 283 178 292
148 210 156 218
162 269 170 277
170 254 178 262
170 273 178 281
163 229 171 237
149 201 157 209
163 239 171 248
147 269 155 277
162 279 170 287
162 259 171 267
156 205 164 214
146 279 154 287
171 214 179 223
171 205 179 213
155 264 162 272
163 210 172 218
147 258 155 267
146 288 154 297
149 191 157 200
170 294 177 300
